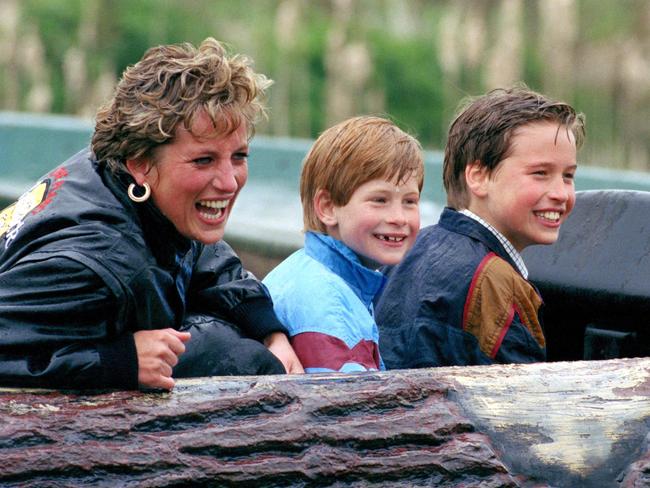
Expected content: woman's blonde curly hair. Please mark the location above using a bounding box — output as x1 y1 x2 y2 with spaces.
92 37 272 172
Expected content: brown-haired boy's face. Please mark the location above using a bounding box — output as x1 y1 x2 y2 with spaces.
467 121 577 252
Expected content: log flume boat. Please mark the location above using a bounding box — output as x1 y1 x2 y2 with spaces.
1 113 649 487
0 358 647 487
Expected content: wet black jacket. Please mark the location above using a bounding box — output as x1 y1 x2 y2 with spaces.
0 149 287 389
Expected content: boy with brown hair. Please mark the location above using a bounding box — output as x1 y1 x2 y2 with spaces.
263 116 424 373
376 86 585 368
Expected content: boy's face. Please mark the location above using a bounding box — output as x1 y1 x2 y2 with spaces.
327 174 420 267
467 121 577 252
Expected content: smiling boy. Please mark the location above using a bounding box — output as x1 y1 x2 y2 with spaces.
263 116 424 373
376 86 585 368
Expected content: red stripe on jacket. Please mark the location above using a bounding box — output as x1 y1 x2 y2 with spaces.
291 332 381 371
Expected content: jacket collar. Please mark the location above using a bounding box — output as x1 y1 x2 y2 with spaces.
304 231 385 306
458 209 528 278
98 160 192 268
438 207 522 274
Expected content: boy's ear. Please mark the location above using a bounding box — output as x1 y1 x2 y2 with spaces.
125 157 153 186
465 160 489 198
314 189 338 228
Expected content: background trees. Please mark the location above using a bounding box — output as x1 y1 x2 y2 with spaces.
1 0 649 170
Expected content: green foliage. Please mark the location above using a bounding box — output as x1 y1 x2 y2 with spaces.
21 0 82 112
369 33 445 147
579 0 637 41
4 0 649 168
301 15 329 138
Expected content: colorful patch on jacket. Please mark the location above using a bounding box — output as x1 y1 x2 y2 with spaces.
291 332 381 371
0 167 68 246
462 252 545 358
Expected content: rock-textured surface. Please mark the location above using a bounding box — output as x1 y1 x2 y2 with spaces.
1 358 648 487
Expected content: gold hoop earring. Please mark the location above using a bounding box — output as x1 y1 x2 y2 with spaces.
127 182 151 203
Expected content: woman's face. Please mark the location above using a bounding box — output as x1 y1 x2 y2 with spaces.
127 112 249 244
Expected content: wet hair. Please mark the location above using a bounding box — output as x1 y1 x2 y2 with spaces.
443 85 585 209
300 115 424 233
92 37 272 172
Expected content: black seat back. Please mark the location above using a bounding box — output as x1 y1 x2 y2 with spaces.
522 190 650 360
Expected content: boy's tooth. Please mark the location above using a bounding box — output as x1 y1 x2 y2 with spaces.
537 211 560 220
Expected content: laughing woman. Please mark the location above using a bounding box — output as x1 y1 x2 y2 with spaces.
0 38 303 390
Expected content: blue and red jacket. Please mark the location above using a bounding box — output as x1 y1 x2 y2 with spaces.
376 208 546 369
263 232 386 373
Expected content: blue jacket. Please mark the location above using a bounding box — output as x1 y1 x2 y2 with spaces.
263 232 386 373
376 208 546 369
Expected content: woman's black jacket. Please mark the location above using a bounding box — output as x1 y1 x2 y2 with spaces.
0 149 287 389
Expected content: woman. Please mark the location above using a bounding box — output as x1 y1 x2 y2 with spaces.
0 38 303 390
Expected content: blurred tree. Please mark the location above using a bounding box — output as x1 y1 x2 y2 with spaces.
538 0 578 100
1 0 649 169
0 0 21 111
616 0 650 169
324 0 373 126
484 0 523 89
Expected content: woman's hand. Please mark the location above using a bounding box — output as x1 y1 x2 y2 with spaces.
134 329 191 390
264 332 305 374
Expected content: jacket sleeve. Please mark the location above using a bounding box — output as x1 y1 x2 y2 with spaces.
0 255 138 389
187 241 288 341
379 254 546 368
461 254 546 363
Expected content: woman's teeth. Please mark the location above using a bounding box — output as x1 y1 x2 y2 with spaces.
197 200 228 220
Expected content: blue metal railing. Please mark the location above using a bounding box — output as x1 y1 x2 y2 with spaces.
3 111 650 255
